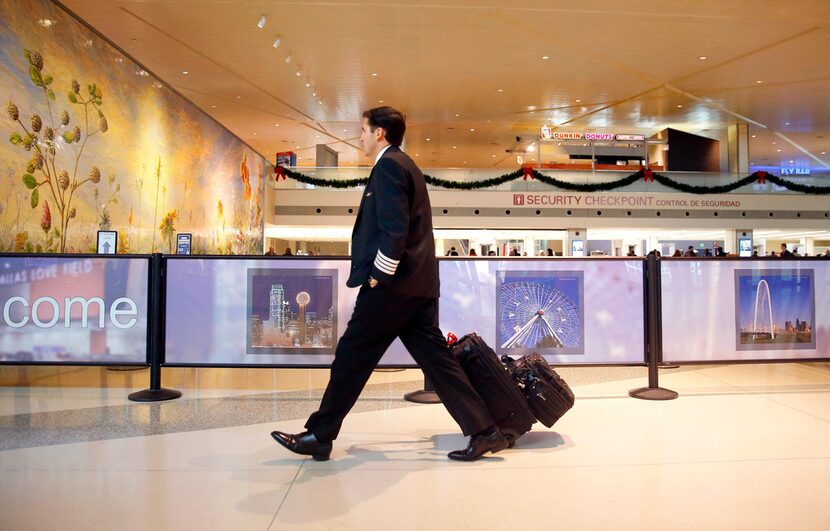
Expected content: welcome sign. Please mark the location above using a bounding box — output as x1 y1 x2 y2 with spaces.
0 256 149 364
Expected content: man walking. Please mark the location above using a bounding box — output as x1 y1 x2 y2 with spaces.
271 107 507 461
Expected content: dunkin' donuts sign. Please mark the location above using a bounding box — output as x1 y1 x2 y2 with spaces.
540 127 646 142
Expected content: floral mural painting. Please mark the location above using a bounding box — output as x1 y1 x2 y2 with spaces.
0 0 267 254
6 50 105 252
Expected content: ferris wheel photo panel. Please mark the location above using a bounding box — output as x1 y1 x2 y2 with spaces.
661 260 829 363
439 259 646 365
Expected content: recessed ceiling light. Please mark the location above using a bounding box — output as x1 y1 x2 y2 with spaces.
371 73 378 77
821 151 827 155
751 134 757 138
455 114 460 117
295 68 302 77
305 80 312 87
492 154 497 157
252 132 257 136
378 100 384 103
789 160 794 163
257 15 266 29
275 123 280 127
699 56 707 60
677 104 683 108
777 149 782 152
497 89 503 92
470 128 475 132
343 129 347 132
575 99 581 103
211 105 216 108
452 146 457 149
785 122 790 125
236 95 241 99
285 54 292 64
426 138 431 141
182 71 189 75
273 38 281 48
756 80 763 84
295 145 300 149
542 55 549 60
415 154 419 157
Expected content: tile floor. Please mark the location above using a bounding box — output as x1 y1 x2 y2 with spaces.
2 363 830 530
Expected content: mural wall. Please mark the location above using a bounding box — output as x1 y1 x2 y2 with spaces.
1 0 266 254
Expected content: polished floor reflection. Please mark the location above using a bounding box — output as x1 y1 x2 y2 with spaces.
2 363 830 530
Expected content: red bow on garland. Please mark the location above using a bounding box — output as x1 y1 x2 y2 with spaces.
756 171 767 184
274 165 286 181
522 165 535 181
643 168 654 182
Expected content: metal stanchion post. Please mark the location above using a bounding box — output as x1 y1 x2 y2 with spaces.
129 253 182 402
630 254 678 400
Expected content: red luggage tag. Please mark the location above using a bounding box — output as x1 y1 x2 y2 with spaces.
446 332 458 347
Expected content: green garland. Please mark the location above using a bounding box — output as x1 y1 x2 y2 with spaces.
278 166 830 195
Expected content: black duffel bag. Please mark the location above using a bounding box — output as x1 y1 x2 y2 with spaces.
502 353 575 428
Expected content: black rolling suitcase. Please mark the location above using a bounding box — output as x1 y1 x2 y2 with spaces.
502 353 574 428
450 333 536 447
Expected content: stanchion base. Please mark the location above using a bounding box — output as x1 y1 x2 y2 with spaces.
128 388 182 402
628 387 679 401
404 390 441 404
658 363 680 369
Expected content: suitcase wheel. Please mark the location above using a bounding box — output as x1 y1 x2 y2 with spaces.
502 429 520 449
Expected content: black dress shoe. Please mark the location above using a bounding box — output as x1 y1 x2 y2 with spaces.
447 427 508 461
271 430 332 461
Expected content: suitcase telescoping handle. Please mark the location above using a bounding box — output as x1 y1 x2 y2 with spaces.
446 332 458 347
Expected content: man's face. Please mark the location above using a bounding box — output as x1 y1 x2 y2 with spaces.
781 244 787 250
359 117 382 158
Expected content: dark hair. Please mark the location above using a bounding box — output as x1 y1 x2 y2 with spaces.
363 106 406 146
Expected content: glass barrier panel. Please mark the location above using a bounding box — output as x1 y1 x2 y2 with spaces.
661 258 830 363
164 256 646 367
0 255 150 364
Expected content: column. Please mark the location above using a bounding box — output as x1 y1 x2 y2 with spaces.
799 237 814 256
728 123 750 175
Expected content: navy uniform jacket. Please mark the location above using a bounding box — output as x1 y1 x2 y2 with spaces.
347 145 439 298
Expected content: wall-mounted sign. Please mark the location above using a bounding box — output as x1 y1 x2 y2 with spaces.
96 231 117 255
276 151 297 167
541 129 646 142
615 134 646 142
780 167 810 175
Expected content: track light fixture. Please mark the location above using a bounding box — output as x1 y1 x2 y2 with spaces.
257 15 266 29
285 54 292 64
272 37 281 48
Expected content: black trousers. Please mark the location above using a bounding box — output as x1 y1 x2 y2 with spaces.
305 284 494 442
